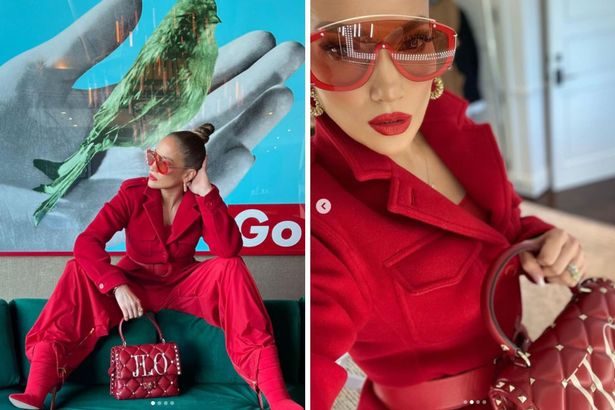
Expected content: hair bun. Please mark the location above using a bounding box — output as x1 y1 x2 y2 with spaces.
193 123 214 143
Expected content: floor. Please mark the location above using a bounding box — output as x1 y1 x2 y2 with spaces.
526 177 615 225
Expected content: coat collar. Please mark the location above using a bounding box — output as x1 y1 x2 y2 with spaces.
142 184 201 245
313 91 509 246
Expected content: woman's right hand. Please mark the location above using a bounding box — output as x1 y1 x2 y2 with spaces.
113 284 144 320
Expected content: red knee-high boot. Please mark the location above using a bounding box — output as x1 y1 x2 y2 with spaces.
257 345 303 410
8 342 64 410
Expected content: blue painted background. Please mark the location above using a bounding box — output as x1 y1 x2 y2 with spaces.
0 0 305 206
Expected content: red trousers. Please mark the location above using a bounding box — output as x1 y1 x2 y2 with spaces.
25 256 275 388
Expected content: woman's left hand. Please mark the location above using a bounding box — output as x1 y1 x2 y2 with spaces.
188 157 213 197
519 228 586 288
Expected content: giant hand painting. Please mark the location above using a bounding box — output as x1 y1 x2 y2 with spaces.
0 0 305 254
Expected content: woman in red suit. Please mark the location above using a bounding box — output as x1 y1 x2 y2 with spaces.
310 1 587 409
9 124 302 410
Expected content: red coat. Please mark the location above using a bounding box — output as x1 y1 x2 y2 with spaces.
73 178 243 294
310 91 554 409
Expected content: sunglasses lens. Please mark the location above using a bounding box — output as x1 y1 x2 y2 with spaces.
311 30 372 89
311 18 456 89
391 21 455 80
157 160 169 175
146 149 169 175
146 150 156 166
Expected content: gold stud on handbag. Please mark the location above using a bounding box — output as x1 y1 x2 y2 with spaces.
430 77 444 100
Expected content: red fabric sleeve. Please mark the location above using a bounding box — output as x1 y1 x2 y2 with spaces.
73 180 133 294
505 181 555 244
311 233 370 410
194 184 243 257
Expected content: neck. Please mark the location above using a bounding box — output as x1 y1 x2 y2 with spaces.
160 185 184 208
389 132 424 173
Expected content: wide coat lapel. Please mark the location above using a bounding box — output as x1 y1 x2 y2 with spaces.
314 91 510 246
166 190 201 244
142 186 202 246
421 102 511 236
143 185 166 246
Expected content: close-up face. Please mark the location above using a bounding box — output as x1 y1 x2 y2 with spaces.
311 0 449 160
146 136 195 190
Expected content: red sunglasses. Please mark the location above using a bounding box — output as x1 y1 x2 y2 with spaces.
311 15 457 91
146 149 188 175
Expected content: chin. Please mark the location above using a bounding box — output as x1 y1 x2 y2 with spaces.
366 135 412 157
147 179 160 189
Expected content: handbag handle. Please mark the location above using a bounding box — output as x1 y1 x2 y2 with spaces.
481 239 543 367
118 312 166 347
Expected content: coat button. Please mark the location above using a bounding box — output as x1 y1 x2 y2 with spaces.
98 283 104 289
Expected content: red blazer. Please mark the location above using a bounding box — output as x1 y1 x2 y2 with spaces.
73 178 242 294
310 91 554 409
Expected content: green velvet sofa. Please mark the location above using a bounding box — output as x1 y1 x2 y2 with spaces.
0 299 304 409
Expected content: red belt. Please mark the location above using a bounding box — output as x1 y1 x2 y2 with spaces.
128 258 193 277
372 364 495 410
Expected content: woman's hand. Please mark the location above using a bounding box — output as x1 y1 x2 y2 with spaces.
188 157 213 197
519 228 586 287
114 284 144 320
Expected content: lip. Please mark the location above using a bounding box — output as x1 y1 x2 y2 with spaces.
368 112 412 136
148 173 158 181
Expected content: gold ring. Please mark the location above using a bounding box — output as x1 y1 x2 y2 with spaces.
567 263 582 282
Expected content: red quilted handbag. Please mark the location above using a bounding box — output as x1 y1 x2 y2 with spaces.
483 239 615 410
109 313 181 400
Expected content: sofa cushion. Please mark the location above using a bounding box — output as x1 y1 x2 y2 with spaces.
155 301 301 386
0 388 21 410
265 301 302 384
0 383 304 409
155 310 243 385
0 301 20 387
26 384 262 410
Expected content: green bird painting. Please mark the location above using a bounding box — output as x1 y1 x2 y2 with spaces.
32 0 220 225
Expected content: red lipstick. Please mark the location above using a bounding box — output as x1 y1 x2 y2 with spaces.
149 173 158 181
368 112 412 136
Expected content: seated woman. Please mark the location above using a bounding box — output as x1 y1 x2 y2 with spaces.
309 1 586 409
9 124 302 410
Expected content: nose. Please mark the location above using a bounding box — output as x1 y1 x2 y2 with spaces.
368 47 406 103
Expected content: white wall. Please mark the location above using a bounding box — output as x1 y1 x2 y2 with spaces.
458 0 550 198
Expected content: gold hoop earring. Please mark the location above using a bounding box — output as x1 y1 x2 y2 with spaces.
430 77 444 100
310 86 324 117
